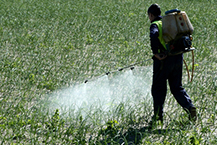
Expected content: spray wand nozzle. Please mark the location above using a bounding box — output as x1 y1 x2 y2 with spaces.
106 72 110 75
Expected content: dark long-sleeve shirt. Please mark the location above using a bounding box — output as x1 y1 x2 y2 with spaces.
149 16 165 54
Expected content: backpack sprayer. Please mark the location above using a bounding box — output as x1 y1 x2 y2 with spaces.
163 9 195 55
84 9 195 83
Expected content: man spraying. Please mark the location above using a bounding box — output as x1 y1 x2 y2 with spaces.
147 4 196 127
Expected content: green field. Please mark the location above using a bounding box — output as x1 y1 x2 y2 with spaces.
0 0 217 144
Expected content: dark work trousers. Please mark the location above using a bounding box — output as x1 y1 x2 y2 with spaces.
151 53 194 119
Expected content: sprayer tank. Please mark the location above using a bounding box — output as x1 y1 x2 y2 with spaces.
162 11 194 43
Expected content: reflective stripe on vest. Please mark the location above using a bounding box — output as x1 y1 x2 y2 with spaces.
151 20 167 53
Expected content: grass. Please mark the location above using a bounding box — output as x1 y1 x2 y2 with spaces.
0 0 217 144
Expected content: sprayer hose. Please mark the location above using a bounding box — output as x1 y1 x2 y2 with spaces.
183 59 190 81
183 50 195 82
191 50 194 82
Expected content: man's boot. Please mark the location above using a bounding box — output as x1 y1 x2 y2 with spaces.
189 106 197 122
148 115 163 129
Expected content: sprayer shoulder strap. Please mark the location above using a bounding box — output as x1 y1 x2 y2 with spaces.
151 20 167 52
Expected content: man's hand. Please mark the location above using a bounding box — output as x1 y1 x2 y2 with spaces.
154 53 167 60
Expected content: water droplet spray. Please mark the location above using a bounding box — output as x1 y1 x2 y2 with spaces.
48 66 153 120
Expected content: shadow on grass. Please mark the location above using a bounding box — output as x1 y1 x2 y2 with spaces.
99 126 181 145
117 126 180 145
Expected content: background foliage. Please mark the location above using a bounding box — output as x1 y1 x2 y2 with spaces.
0 0 216 144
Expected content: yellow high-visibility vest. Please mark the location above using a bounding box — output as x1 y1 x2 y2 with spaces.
151 20 167 53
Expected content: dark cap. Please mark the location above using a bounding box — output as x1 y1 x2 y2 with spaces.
147 3 161 16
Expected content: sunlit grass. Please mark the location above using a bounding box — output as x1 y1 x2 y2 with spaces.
0 0 216 144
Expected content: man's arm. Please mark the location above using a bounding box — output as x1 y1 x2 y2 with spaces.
150 24 160 54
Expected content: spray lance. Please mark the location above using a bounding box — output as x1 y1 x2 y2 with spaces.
84 58 152 83
83 49 195 84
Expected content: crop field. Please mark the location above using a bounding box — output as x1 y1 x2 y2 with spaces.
0 0 217 144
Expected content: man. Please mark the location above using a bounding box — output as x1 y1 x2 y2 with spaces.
147 4 196 127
